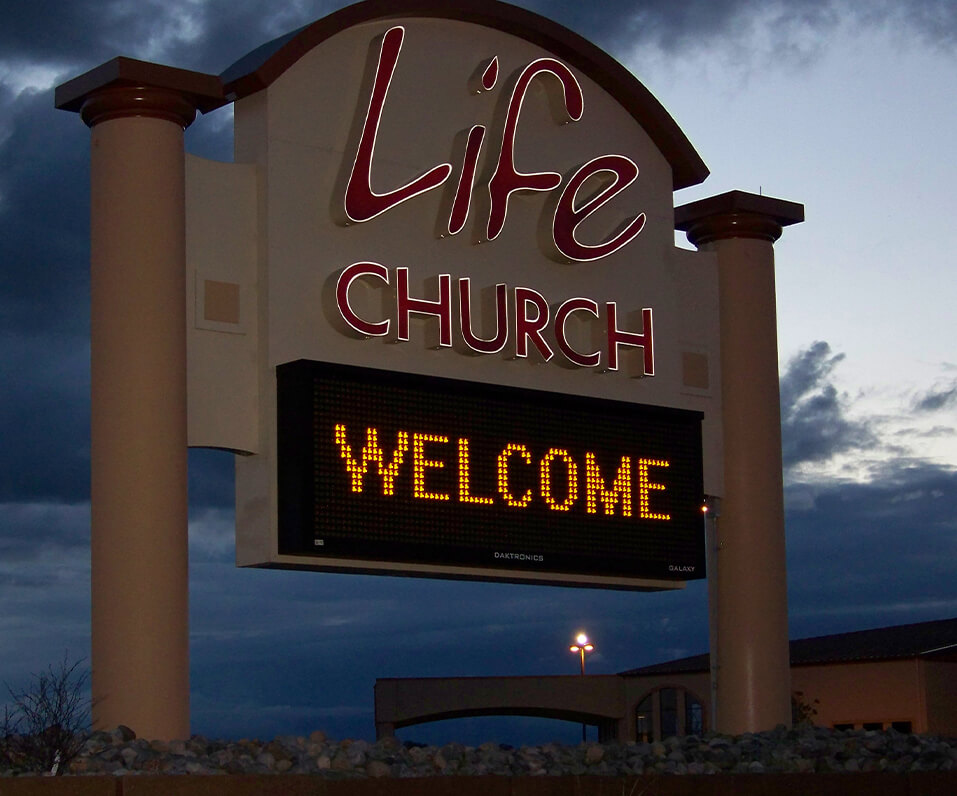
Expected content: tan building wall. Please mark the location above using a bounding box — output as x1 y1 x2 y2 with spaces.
625 659 957 738
793 660 925 732
921 659 957 736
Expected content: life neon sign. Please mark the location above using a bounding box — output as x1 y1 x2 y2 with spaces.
344 26 646 259
277 361 705 586
333 26 656 376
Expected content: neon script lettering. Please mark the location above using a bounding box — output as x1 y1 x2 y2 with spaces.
344 26 646 261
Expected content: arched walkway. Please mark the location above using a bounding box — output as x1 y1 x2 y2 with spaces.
374 675 628 741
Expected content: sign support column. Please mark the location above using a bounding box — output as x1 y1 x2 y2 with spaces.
56 63 221 740
676 190 804 734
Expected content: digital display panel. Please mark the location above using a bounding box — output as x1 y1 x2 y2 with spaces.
277 360 705 588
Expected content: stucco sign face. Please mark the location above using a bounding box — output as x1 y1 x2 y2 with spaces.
185 3 721 588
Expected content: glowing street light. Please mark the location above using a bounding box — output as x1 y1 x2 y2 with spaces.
569 632 595 742
569 632 595 676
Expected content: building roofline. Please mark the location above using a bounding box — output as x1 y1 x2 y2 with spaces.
620 617 957 676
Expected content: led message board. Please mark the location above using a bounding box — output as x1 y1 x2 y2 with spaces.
276 360 705 588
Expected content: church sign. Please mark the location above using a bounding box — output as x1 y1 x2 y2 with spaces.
184 1 719 589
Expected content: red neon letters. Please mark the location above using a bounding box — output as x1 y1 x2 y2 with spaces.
337 26 656 376
344 26 645 260
485 57 582 242
344 27 453 223
336 263 654 375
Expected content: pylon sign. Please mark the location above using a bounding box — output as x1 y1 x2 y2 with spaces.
184 1 721 589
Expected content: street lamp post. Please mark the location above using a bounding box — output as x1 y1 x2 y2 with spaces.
569 632 594 675
569 633 595 741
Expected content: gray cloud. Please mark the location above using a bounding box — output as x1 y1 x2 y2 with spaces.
1 1 341 79
0 85 92 501
786 459 957 639
895 425 956 440
878 0 957 50
0 88 89 331
913 380 957 412
0 337 89 503
780 341 878 470
525 0 833 58
5 0 953 88
0 502 88 562
525 0 957 58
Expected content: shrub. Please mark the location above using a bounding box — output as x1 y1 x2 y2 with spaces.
0 655 93 775
791 690 820 727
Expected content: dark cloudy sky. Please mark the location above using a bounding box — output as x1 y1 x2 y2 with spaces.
1 0 955 745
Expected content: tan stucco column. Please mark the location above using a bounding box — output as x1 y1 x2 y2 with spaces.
56 62 222 740
676 190 804 734
85 89 191 740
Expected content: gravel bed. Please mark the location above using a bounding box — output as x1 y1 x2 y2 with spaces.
3 725 956 777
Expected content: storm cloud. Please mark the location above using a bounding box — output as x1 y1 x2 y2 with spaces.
779 341 878 471
913 380 957 413
786 459 957 635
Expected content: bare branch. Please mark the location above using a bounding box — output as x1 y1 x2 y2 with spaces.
1 653 93 775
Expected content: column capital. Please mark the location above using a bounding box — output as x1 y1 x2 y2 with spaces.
675 190 804 247
55 56 224 128
79 85 201 128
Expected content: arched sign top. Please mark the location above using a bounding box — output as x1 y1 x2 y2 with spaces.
220 0 709 191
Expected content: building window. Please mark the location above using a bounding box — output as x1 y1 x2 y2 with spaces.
660 688 678 737
685 694 704 735
634 686 707 741
833 720 913 732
